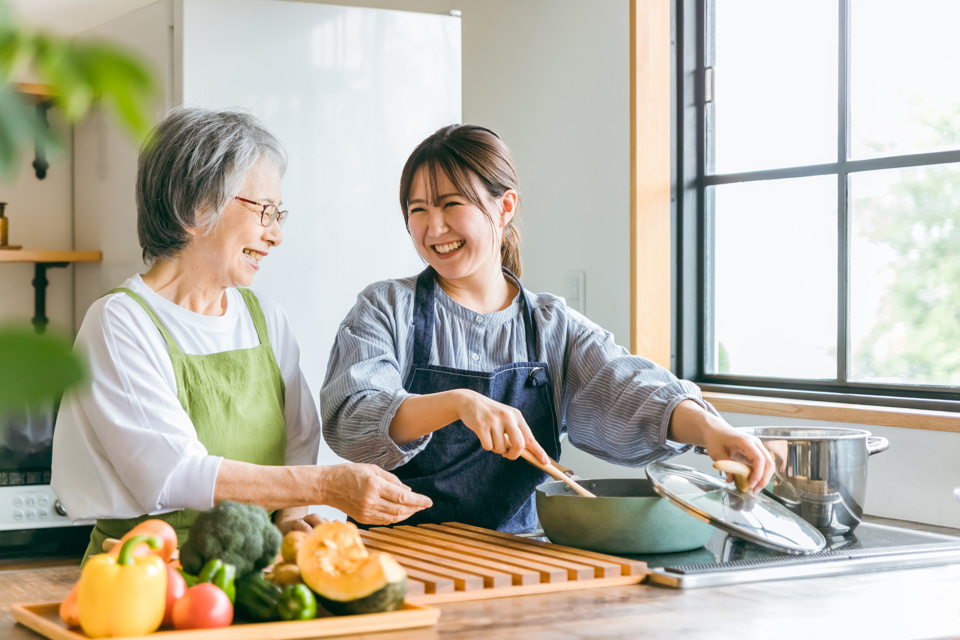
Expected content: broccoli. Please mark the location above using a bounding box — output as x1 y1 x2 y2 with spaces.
179 501 282 577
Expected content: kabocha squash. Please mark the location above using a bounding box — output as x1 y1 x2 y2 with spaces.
296 522 407 615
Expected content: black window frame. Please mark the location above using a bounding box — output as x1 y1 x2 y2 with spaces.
674 0 960 413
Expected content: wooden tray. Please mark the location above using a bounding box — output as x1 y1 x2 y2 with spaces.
12 602 439 640
366 522 648 605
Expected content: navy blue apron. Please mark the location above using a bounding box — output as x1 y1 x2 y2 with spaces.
390 266 562 533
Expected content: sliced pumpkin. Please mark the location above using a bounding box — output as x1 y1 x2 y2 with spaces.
297 521 407 615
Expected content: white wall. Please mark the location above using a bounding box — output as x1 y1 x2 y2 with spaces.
8 0 159 34
0 112 76 336
319 0 632 343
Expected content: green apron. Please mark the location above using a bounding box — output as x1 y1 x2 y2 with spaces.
82 287 287 562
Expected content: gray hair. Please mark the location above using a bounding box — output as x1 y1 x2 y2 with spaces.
136 106 288 262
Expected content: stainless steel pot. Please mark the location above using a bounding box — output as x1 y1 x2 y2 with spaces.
740 426 889 536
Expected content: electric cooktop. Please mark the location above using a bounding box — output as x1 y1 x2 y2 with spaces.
629 521 960 588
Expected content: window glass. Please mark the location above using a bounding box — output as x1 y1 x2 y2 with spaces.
850 0 960 159
710 0 837 174
710 176 837 379
850 165 960 385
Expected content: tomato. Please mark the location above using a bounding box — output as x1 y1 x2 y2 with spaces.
172 583 233 630
163 564 188 627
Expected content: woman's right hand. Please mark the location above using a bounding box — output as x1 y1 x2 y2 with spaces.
319 463 433 525
454 389 550 465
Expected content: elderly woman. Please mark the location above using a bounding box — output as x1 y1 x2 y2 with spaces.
51 107 431 560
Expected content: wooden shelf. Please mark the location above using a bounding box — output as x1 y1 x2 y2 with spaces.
0 250 102 333
15 83 56 104
0 250 101 263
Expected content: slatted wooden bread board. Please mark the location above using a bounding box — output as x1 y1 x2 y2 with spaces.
363 522 647 605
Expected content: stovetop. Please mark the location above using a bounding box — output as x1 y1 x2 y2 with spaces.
627 522 960 588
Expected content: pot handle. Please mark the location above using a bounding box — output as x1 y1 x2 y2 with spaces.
867 436 889 455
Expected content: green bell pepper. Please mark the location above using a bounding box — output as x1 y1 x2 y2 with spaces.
235 571 282 622
277 583 317 621
178 567 199 588
211 562 237 603
197 558 223 583
180 558 237 603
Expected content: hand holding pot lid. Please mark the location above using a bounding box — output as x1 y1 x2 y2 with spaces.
669 400 776 492
713 460 753 493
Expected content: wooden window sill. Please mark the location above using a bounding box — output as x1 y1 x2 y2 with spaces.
703 391 960 434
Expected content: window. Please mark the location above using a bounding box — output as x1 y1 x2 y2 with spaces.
675 0 960 412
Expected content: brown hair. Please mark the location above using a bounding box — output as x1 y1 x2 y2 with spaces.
399 124 522 276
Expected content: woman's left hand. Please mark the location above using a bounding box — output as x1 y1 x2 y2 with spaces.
701 423 775 492
669 400 775 492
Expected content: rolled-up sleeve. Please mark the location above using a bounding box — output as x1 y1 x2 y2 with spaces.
555 307 704 467
320 295 429 470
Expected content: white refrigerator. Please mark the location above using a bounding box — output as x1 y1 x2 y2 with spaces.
72 0 462 516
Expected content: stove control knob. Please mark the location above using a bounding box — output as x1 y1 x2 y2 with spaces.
53 500 68 517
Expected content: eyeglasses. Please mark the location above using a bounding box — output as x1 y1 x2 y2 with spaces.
234 196 288 228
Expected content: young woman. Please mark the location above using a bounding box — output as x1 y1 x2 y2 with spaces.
320 124 773 532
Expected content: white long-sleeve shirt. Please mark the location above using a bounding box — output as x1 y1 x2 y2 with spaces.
51 274 321 524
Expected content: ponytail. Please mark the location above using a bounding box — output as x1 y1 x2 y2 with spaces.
500 220 522 277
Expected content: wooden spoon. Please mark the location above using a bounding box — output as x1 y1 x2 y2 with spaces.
520 449 596 498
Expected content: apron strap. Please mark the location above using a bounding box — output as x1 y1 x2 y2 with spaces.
411 268 438 367
105 288 183 356
237 288 270 346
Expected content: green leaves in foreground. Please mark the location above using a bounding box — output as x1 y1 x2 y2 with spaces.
0 4 157 176
0 326 86 410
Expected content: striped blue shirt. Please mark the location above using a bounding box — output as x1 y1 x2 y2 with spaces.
320 275 712 470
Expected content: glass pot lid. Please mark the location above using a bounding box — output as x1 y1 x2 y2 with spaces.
646 461 827 555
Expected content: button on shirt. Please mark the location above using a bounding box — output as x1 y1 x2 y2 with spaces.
321 276 715 471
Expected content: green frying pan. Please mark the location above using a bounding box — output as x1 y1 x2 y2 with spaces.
535 477 714 555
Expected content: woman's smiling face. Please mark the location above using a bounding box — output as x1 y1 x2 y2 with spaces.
187 156 284 289
405 166 513 286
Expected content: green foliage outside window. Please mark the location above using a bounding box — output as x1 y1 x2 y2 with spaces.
853 144 960 387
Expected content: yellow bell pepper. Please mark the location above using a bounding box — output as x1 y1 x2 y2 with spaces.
77 535 168 638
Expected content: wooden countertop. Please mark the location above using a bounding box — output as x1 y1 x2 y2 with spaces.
4 519 960 640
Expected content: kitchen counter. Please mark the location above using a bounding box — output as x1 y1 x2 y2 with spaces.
3 518 959 640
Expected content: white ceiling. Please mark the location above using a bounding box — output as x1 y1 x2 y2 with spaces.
9 0 159 34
